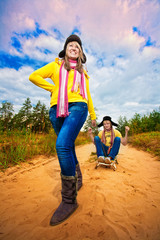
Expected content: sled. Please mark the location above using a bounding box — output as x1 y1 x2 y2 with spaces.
95 156 118 171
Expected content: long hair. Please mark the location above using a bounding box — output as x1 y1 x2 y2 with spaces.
63 42 84 73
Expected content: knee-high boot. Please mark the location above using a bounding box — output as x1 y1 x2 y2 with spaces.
50 174 78 226
76 163 83 190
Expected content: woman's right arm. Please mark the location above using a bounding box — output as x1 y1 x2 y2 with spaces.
29 62 56 92
88 127 95 144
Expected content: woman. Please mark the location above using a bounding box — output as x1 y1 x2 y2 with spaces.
29 34 96 226
88 116 129 163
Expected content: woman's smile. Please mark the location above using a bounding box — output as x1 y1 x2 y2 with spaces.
66 41 80 60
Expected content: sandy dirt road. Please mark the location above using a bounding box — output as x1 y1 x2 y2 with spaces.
0 143 160 240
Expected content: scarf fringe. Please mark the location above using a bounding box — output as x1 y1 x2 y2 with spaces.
101 128 115 154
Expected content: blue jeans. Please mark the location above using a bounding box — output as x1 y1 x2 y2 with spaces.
49 102 88 176
94 136 121 160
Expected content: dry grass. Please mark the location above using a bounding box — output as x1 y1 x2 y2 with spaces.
0 129 57 170
129 131 160 160
0 130 90 170
75 131 91 145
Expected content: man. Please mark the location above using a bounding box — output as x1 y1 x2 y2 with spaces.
88 116 130 164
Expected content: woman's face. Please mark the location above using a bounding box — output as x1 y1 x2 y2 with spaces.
66 41 80 60
103 120 112 130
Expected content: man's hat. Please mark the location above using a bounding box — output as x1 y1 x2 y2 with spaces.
98 116 118 127
58 34 87 63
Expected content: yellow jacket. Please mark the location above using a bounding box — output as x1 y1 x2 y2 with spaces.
29 58 96 120
98 129 122 146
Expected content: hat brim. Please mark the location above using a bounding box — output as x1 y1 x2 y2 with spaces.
58 50 87 64
98 120 118 128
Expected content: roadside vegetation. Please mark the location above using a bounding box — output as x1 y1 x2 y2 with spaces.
116 108 160 160
128 132 160 160
0 129 90 171
0 99 159 170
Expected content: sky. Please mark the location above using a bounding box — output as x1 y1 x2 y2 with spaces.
0 0 160 125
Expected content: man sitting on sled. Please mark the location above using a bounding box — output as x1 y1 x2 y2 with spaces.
88 116 130 166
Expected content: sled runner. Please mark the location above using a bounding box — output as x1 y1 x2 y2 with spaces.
95 156 118 171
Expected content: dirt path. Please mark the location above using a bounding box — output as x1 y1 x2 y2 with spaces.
0 144 160 240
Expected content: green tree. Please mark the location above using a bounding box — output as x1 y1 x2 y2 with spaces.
12 112 25 130
117 116 129 135
149 108 160 131
11 98 32 130
20 97 32 128
32 101 51 133
83 107 99 135
0 101 14 130
130 113 142 134
140 115 149 132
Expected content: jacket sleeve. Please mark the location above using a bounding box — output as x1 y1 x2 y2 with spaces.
29 62 56 92
85 75 96 120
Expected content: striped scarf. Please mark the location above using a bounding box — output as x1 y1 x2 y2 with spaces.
56 59 88 118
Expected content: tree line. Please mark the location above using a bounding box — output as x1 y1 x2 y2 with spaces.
0 98 159 135
0 98 51 133
82 107 160 136
116 108 160 135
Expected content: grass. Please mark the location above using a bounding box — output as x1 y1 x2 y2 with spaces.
0 129 57 170
2 129 159 171
0 129 91 171
75 131 91 145
129 131 160 160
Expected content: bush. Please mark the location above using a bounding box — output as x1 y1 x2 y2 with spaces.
129 131 160 160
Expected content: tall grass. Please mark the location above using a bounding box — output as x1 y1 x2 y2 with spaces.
75 132 91 145
1 129 159 170
129 131 160 160
0 129 90 170
0 129 57 170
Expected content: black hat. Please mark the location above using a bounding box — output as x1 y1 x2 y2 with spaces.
58 34 87 63
98 116 118 127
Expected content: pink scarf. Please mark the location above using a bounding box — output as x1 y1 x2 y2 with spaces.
101 127 115 154
56 59 88 118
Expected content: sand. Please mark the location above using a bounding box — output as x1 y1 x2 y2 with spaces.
0 143 160 240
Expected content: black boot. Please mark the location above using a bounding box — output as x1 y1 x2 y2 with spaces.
76 163 83 191
50 174 78 226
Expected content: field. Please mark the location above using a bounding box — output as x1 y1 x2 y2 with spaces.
0 130 159 171
0 129 91 170
128 131 160 160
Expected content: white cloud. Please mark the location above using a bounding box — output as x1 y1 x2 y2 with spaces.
0 0 160 124
0 67 51 113
124 102 140 106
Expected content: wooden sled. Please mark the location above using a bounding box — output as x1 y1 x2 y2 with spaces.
95 156 118 171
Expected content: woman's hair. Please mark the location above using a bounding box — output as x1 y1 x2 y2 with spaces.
63 42 84 73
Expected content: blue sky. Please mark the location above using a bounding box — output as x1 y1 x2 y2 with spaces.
0 0 160 124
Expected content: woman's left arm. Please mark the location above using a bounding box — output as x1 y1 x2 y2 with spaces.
85 76 96 122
